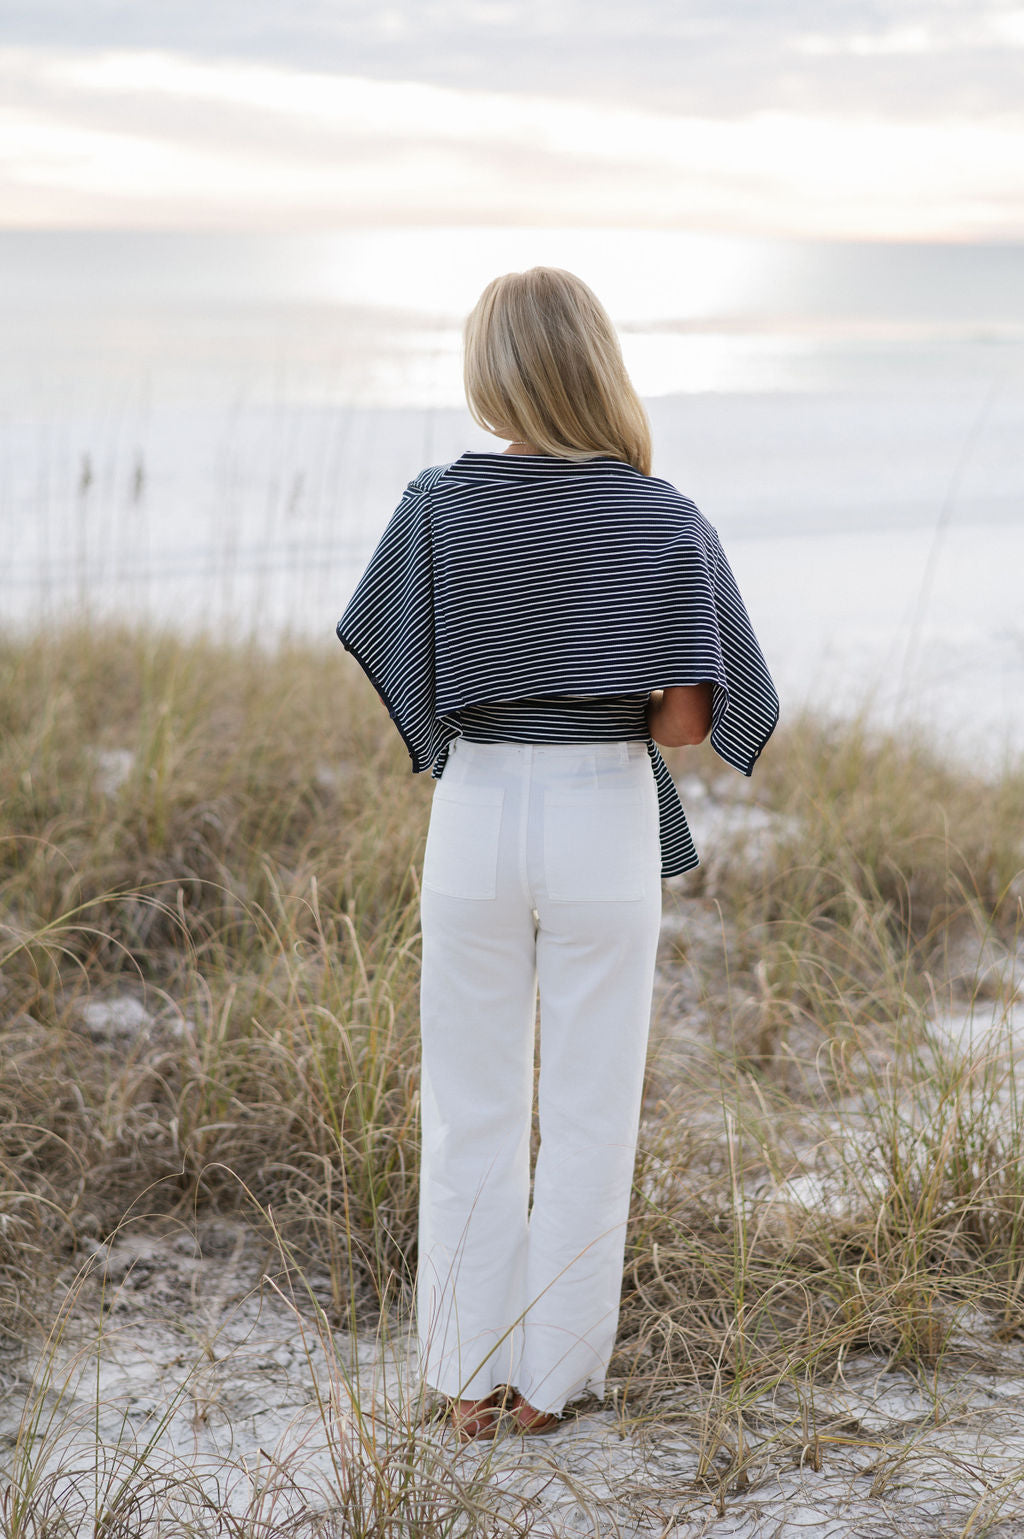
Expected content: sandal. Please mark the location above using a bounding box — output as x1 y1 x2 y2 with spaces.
448 1389 504 1444
506 1392 562 1436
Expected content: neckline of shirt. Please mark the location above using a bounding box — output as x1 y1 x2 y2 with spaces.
452 450 634 474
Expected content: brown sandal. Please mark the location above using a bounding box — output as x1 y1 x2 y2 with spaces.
507 1392 561 1436
449 1389 504 1444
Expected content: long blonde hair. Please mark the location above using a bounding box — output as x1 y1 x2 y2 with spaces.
463 267 652 476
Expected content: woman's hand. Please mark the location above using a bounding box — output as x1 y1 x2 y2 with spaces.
647 683 713 747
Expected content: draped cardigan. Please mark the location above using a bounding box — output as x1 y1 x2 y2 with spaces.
336 451 780 876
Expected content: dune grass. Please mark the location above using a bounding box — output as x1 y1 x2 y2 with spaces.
1 623 1023 1532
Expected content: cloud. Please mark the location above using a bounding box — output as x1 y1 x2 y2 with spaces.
2 43 1023 237
4 1 1024 118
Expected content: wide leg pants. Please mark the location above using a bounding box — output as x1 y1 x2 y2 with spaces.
417 738 662 1415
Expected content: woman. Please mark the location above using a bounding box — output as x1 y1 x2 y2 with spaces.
338 267 779 1441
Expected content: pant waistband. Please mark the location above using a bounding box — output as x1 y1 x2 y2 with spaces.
448 738 647 764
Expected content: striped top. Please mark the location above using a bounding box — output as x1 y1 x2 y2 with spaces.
454 693 648 746
337 450 779 876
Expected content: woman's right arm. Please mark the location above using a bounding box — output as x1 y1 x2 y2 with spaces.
647 683 713 747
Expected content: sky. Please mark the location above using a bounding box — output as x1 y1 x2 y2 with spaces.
2 1 1024 238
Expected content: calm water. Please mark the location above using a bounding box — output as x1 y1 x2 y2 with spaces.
1 229 1022 756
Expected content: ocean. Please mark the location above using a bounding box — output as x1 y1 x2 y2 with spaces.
1 228 1022 758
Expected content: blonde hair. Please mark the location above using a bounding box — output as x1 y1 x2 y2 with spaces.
463 267 652 476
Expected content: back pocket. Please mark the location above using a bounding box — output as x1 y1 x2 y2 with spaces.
422 783 505 899
543 789 645 902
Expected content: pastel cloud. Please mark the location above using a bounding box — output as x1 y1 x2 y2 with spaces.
1 33 1023 237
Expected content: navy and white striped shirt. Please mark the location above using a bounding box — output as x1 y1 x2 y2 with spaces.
338 451 779 876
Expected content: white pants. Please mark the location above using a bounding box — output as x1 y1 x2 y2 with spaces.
417 738 662 1415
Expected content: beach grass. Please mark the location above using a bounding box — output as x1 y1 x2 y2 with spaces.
1 623 1022 1533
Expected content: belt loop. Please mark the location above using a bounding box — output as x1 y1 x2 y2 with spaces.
618 742 629 764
